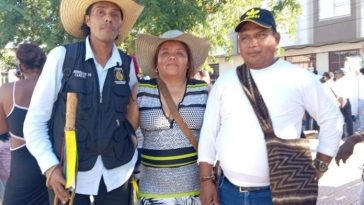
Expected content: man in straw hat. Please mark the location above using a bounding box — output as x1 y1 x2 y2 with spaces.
24 0 143 204
198 8 343 205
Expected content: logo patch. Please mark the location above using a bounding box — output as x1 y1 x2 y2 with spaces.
114 66 126 84
245 9 260 20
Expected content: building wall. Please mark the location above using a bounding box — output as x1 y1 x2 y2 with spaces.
316 52 329 74
359 0 364 37
280 0 313 47
214 0 364 77
216 55 243 74
313 0 357 44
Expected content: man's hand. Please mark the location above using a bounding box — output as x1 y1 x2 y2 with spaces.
335 134 361 165
200 180 219 205
131 134 138 149
46 165 70 204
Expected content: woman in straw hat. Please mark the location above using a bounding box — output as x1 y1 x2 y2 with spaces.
1 43 48 205
127 30 210 204
23 0 143 204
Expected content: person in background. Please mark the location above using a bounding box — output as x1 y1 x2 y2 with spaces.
345 56 364 130
320 71 340 107
335 128 364 204
334 68 354 137
0 134 10 204
198 8 343 205
304 67 320 132
194 70 211 85
127 30 210 204
357 67 364 129
1 43 48 205
23 0 144 204
14 67 24 80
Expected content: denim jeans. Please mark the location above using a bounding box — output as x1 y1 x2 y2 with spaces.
218 175 273 205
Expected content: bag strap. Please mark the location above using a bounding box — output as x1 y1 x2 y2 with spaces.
62 42 84 79
329 87 338 98
236 64 275 138
157 78 198 151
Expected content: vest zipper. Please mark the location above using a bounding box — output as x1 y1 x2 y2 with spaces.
92 63 102 153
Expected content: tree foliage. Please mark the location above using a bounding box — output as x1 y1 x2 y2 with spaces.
0 0 301 71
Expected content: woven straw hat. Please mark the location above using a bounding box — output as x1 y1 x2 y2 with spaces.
60 0 144 44
135 30 210 77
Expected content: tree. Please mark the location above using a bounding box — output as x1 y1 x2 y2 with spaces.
0 0 73 50
0 0 301 71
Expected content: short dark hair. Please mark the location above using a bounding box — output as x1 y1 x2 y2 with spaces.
81 3 124 38
153 40 195 79
16 43 46 71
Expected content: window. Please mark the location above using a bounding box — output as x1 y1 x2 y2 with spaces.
319 0 350 20
285 54 316 70
329 49 360 72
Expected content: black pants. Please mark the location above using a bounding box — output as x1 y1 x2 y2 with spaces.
3 146 49 205
51 177 130 205
341 99 354 137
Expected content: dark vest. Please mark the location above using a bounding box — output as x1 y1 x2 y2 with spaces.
49 42 135 171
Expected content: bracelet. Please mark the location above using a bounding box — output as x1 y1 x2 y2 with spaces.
200 175 215 183
46 165 59 188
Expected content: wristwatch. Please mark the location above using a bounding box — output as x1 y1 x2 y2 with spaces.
313 159 329 172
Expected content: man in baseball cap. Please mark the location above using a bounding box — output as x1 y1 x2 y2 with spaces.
198 7 343 205
235 8 276 32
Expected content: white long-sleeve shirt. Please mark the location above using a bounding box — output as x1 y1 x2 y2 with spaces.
24 37 138 195
198 59 343 187
322 80 340 107
333 74 359 115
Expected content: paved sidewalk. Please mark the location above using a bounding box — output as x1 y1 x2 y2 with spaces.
309 139 364 205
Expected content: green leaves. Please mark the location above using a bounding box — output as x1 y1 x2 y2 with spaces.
0 0 301 71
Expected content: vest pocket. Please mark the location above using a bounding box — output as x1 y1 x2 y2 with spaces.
112 125 135 162
64 78 93 117
112 84 130 113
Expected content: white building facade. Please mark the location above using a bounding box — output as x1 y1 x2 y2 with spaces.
213 0 364 76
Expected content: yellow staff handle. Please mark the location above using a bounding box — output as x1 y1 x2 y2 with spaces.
61 93 78 205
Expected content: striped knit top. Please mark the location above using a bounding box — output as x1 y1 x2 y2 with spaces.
137 78 208 198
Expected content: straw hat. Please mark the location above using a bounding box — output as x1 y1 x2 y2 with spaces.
135 30 210 78
60 0 144 44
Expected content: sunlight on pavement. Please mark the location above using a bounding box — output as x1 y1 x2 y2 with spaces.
309 139 364 205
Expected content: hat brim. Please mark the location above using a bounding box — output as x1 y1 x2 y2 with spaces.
60 0 144 44
135 33 210 78
235 19 272 32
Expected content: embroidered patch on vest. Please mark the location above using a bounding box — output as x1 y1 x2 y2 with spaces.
114 67 126 84
73 70 92 79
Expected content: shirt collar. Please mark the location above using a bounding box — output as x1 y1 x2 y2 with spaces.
84 36 122 69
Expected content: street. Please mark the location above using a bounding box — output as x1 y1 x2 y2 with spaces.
310 139 364 205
